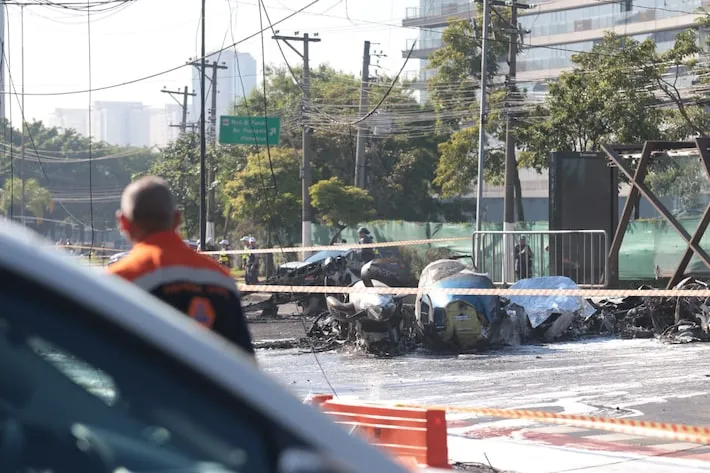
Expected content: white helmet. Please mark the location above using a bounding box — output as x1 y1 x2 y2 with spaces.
240 236 250 243
248 237 256 244
219 239 229 246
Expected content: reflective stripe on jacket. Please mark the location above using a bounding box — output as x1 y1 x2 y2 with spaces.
106 230 254 356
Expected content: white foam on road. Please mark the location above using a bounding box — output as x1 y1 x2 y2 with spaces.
449 436 710 473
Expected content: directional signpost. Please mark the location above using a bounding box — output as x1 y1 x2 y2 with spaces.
219 116 281 146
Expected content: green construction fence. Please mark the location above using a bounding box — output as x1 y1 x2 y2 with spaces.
311 217 710 281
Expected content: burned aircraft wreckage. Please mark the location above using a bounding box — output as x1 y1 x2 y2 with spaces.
303 257 609 355
299 257 710 355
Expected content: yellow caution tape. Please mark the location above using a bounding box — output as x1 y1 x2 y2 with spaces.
237 283 710 298
390 402 710 445
201 236 472 255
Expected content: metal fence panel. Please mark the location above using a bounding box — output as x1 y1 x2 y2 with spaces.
472 230 609 287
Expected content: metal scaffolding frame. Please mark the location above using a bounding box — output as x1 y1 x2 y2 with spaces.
602 138 710 288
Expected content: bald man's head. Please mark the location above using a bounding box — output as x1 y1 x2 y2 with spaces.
119 176 178 235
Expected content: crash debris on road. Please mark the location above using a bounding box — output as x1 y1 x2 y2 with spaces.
589 277 710 344
246 254 710 353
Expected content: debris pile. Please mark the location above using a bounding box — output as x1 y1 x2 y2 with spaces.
589 277 710 343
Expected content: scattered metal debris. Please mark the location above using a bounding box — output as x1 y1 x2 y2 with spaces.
588 277 710 343
452 461 514 473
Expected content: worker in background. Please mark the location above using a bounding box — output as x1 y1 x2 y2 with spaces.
240 235 250 271
514 235 534 280
106 176 254 357
358 227 376 263
245 237 260 284
218 239 232 269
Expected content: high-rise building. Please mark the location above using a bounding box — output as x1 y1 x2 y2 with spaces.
191 50 257 140
149 103 182 148
50 102 183 147
92 101 150 147
48 108 90 137
402 0 703 98
402 0 703 219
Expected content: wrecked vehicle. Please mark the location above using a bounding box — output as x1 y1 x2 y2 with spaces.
307 259 418 356
502 276 597 344
415 259 502 351
242 249 362 316
591 277 710 343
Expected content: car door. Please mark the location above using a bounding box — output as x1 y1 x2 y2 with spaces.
0 266 373 473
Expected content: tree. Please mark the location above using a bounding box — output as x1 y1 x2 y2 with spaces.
234 65 441 221
628 16 710 139
223 148 301 244
517 34 663 168
310 177 375 242
0 120 155 234
426 14 526 219
1 178 52 220
145 132 247 238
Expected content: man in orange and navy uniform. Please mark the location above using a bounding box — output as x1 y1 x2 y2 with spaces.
107 176 254 357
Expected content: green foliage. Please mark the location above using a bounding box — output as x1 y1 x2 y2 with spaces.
643 24 710 138
0 178 52 219
146 132 247 238
433 126 505 198
517 34 663 168
0 120 155 234
427 12 521 199
310 177 375 229
224 147 301 240
235 65 441 221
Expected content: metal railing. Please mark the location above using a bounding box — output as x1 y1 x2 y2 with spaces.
472 230 609 288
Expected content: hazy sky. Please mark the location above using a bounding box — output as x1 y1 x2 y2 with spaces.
4 0 417 125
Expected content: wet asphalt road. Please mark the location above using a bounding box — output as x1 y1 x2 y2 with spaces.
256 337 710 425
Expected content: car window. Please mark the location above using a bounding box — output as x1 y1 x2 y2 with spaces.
0 271 284 473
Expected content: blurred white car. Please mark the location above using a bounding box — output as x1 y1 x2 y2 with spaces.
0 220 424 473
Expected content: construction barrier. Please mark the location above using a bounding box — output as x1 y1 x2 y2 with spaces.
309 394 710 450
307 394 450 469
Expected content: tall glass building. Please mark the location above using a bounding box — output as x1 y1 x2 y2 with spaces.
402 0 706 98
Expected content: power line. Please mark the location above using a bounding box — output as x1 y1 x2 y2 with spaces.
1 0 324 97
1 35 92 229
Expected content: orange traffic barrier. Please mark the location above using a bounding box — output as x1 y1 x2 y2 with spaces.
307 394 450 469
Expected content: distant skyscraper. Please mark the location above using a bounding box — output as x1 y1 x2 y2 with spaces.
49 108 90 137
191 50 257 140
92 101 150 147
149 103 182 148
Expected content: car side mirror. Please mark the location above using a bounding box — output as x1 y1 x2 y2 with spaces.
278 449 347 473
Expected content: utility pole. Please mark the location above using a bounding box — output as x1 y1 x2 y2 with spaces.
272 32 321 251
487 0 531 283
19 5 25 227
0 6 5 123
475 0 490 266
354 40 371 189
161 86 195 133
190 58 227 245
199 0 206 251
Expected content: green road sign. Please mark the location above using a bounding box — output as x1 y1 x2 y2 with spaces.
219 116 281 146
